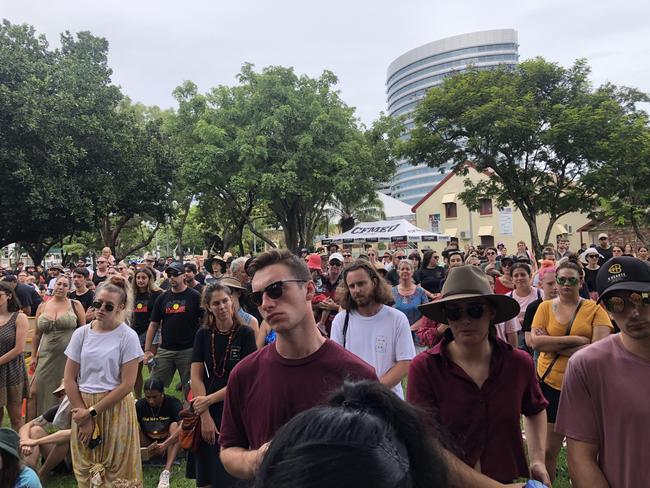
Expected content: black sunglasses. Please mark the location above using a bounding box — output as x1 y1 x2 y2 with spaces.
250 279 307 306
329 261 343 266
444 303 486 321
92 300 115 312
604 292 650 313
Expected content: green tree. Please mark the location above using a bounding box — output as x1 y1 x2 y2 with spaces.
399 58 630 253
583 86 650 245
0 21 175 263
180 64 394 252
0 22 122 263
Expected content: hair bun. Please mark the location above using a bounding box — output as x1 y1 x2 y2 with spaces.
106 275 128 289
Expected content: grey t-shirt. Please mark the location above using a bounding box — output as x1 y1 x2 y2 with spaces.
65 323 143 393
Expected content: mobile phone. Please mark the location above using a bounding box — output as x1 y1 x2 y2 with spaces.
88 435 102 449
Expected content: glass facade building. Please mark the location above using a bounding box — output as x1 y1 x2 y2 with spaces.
385 29 519 206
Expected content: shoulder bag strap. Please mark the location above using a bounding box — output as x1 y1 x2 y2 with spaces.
539 299 584 384
342 311 350 348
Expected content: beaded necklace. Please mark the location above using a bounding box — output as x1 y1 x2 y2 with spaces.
210 320 238 379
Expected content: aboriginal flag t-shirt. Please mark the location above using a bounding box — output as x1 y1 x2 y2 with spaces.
151 287 202 350
133 290 162 335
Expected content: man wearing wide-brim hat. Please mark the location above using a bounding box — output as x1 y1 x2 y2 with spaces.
407 265 551 485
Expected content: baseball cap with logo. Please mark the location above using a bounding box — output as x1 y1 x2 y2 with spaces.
596 256 650 303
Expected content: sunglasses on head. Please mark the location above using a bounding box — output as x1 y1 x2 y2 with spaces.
250 279 307 306
444 303 486 321
92 300 115 312
556 276 580 286
604 292 650 313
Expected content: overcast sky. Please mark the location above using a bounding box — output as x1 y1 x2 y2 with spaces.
3 0 649 125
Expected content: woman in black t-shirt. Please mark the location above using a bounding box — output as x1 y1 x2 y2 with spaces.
190 283 256 487
131 267 162 398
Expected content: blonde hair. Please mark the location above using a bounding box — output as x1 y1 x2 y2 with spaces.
96 275 133 324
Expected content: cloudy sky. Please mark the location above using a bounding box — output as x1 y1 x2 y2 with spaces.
3 0 649 125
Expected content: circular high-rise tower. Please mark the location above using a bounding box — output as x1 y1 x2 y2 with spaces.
386 29 519 205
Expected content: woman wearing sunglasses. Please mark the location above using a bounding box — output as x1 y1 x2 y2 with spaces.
63 275 144 487
190 283 257 488
529 257 612 484
408 265 551 485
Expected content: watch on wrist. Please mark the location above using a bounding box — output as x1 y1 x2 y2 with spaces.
88 406 98 418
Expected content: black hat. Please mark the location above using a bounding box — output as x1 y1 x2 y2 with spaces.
165 261 185 275
500 255 517 265
596 257 650 303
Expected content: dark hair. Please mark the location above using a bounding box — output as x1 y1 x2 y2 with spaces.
510 262 531 276
0 282 21 313
202 283 245 330
247 249 311 282
184 262 198 274
143 377 165 393
73 267 90 278
337 260 394 310
557 256 583 277
0 448 21 487
254 381 447 488
447 251 463 261
421 251 438 269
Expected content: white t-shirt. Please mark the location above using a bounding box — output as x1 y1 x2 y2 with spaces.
331 305 415 398
65 323 143 393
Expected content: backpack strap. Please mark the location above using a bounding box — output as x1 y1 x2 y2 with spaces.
342 311 350 348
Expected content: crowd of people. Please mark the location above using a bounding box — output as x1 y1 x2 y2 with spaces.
0 232 646 487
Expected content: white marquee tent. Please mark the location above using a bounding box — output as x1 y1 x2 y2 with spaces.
322 219 450 245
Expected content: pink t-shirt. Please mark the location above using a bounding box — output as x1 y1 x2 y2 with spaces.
555 335 650 488
508 288 542 325
495 317 521 342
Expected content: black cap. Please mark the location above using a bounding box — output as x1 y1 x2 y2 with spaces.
596 257 650 303
165 261 185 275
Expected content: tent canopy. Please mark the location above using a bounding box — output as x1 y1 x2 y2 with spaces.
322 219 450 245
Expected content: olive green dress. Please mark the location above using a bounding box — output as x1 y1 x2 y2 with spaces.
34 304 77 415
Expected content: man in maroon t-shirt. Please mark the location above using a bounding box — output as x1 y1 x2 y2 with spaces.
218 249 377 480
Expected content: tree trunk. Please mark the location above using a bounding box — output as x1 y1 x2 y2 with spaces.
21 241 52 267
630 213 649 247
173 196 194 261
519 212 543 257
341 216 355 232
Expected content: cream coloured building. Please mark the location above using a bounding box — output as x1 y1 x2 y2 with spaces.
411 166 591 253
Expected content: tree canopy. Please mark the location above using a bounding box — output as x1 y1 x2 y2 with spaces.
399 58 642 252
174 64 394 252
